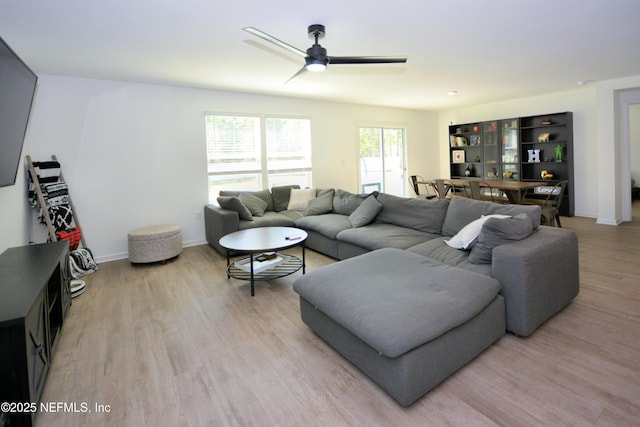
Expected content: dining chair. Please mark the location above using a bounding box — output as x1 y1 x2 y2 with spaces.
430 179 456 199
409 175 436 199
463 180 497 202
523 180 568 227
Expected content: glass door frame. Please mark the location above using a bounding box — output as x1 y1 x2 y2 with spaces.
357 125 407 197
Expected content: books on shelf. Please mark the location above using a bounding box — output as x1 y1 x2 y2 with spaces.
234 253 289 274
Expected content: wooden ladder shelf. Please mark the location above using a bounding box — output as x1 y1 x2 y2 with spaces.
26 154 87 248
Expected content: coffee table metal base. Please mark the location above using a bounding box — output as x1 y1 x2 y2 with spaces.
226 251 305 296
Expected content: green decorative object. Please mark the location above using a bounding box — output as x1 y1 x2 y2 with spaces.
555 144 563 162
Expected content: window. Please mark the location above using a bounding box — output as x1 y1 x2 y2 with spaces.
205 114 312 202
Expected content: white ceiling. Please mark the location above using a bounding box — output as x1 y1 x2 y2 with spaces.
1 0 639 111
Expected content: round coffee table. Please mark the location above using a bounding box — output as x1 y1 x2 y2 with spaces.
219 227 308 296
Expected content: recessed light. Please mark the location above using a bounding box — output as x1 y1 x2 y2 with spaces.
576 80 591 86
448 91 458 96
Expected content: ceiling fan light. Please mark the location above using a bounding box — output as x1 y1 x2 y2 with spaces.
305 61 327 72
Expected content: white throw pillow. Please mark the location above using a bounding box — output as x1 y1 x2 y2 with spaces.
287 188 317 211
444 214 511 250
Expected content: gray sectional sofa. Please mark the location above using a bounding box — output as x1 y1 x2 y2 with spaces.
204 186 578 336
204 186 580 405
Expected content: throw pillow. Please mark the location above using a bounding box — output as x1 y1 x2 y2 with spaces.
306 189 335 215
469 214 534 264
217 196 253 221
333 189 369 215
348 194 383 227
288 188 317 210
239 192 268 217
271 185 300 211
444 214 511 250
219 189 274 211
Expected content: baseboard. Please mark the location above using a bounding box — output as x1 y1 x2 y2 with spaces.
93 239 207 264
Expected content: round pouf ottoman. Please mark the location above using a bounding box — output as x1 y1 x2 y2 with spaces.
128 224 183 265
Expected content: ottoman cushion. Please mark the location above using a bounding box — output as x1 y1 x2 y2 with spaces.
293 247 502 358
128 224 182 240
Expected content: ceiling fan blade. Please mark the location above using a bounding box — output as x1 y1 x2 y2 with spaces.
328 56 408 65
285 66 308 84
243 27 307 57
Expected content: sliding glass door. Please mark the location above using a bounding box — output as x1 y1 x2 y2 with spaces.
358 127 406 196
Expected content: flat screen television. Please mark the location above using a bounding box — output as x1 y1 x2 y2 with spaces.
0 36 38 188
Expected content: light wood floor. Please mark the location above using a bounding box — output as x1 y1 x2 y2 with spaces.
38 204 640 427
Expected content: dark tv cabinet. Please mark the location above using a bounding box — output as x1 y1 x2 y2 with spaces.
0 241 71 427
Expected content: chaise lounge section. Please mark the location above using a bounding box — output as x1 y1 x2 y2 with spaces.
294 248 505 406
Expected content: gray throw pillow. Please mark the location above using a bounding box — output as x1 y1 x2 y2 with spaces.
468 213 534 264
348 194 383 227
271 185 300 212
307 189 335 215
333 189 369 215
217 196 253 221
239 192 268 217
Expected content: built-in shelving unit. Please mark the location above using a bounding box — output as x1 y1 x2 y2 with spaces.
449 112 574 216
519 112 574 216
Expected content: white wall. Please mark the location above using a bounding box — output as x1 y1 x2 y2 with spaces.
438 87 598 218
6 73 640 259
7 75 437 260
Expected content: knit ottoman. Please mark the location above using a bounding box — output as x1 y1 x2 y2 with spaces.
128 224 183 264
293 248 505 406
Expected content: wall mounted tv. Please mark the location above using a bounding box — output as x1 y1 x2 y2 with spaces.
0 36 38 188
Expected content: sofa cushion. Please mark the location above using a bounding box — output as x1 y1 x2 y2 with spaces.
295 213 352 239
271 185 301 212
444 214 511 250
220 189 274 212
217 196 253 221
407 239 492 277
333 189 369 215
278 210 307 222
288 188 317 210
337 223 439 251
349 194 382 227
239 192 268 217
293 248 502 358
468 213 534 264
375 193 450 234
442 196 541 237
306 189 335 215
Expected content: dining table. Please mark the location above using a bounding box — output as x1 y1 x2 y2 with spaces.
419 178 546 204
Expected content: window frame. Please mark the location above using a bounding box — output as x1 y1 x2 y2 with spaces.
205 112 313 202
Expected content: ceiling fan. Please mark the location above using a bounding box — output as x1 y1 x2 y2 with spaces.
243 24 408 83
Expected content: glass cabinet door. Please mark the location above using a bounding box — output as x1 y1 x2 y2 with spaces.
482 121 499 180
500 119 519 180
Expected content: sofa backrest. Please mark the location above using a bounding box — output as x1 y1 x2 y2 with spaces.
374 193 450 234
441 196 542 237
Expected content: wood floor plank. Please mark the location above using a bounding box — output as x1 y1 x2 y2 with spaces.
36 203 640 426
